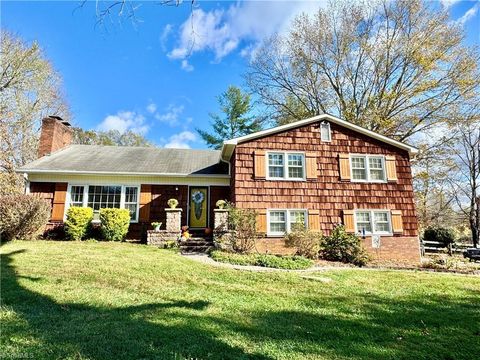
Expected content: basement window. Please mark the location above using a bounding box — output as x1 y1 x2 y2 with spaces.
267 209 308 236
354 210 392 235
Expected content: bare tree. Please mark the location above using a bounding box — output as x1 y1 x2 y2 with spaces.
448 108 480 247
246 0 480 142
0 31 70 195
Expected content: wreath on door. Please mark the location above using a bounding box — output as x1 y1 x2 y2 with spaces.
191 190 205 220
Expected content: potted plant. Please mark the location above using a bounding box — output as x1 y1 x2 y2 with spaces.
167 198 179 209
151 222 162 232
180 225 190 241
216 199 227 209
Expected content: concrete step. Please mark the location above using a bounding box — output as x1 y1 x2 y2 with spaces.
180 245 214 254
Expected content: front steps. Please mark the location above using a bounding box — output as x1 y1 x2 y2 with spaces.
180 237 214 254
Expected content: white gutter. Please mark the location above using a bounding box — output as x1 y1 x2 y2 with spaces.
17 169 230 178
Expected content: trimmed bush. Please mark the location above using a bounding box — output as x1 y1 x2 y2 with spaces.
0 194 51 241
320 225 369 266
99 208 130 241
210 250 313 270
64 207 93 240
284 224 323 259
423 227 455 247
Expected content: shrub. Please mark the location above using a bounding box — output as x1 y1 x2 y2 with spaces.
64 207 93 240
99 208 130 241
423 227 455 247
320 225 369 266
210 250 313 270
226 203 258 253
0 194 51 241
284 223 322 259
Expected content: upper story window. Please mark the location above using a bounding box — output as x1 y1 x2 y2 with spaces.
267 152 305 180
355 210 392 235
350 155 386 182
320 121 331 142
67 185 139 222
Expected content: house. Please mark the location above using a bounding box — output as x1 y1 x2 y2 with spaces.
18 114 420 262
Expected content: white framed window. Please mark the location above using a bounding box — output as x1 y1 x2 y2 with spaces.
267 209 308 236
350 155 386 182
66 184 140 223
354 210 392 235
267 152 305 180
70 185 85 207
320 121 331 142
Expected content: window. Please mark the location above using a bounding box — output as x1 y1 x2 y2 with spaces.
67 185 139 222
268 209 308 236
267 152 305 180
350 155 386 182
268 153 284 178
124 186 139 222
355 210 392 235
320 121 331 142
70 186 84 207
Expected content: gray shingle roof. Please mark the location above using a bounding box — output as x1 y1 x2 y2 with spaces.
18 145 229 176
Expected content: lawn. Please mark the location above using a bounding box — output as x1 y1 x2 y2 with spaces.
1 241 479 360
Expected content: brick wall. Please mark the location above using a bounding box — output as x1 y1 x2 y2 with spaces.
38 117 72 158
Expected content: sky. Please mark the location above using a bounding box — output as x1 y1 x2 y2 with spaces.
2 0 479 149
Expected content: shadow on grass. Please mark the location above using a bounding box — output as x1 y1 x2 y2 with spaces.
2 248 480 360
1 249 272 360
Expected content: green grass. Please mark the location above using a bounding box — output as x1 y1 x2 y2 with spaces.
210 250 314 269
1 241 479 360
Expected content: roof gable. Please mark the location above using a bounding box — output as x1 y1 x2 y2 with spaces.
221 114 418 160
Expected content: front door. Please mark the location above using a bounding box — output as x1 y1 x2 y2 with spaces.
189 187 208 228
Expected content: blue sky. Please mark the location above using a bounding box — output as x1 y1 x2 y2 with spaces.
2 0 479 148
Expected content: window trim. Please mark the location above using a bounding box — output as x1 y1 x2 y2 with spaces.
320 121 331 142
349 154 387 183
65 184 140 223
266 151 306 181
266 209 308 236
354 209 392 236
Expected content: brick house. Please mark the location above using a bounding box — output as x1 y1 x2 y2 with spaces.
18 114 420 262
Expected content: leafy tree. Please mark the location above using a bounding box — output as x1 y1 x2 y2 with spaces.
246 0 480 141
197 86 262 149
72 128 152 147
0 31 70 195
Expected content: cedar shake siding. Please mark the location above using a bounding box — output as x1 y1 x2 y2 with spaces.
230 121 419 262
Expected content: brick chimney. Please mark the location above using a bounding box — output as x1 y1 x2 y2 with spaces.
38 116 73 158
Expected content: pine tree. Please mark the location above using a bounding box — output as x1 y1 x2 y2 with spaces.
197 86 262 149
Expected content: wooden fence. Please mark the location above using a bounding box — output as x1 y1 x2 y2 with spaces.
421 240 475 256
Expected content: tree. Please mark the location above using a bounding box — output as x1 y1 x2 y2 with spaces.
246 0 480 141
448 110 480 247
0 31 70 195
72 128 152 147
197 86 262 149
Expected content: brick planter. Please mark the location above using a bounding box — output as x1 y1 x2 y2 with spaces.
147 230 180 246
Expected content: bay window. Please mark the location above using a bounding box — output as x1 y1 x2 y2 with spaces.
267 152 305 180
267 209 308 236
67 185 139 222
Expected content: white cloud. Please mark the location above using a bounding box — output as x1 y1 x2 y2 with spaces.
440 0 462 9
181 59 194 72
154 104 185 126
457 2 480 25
164 131 196 149
168 1 321 65
160 23 173 51
146 102 157 114
97 111 148 134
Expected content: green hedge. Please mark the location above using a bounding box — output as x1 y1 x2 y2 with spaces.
99 208 130 241
64 207 93 240
210 250 313 270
